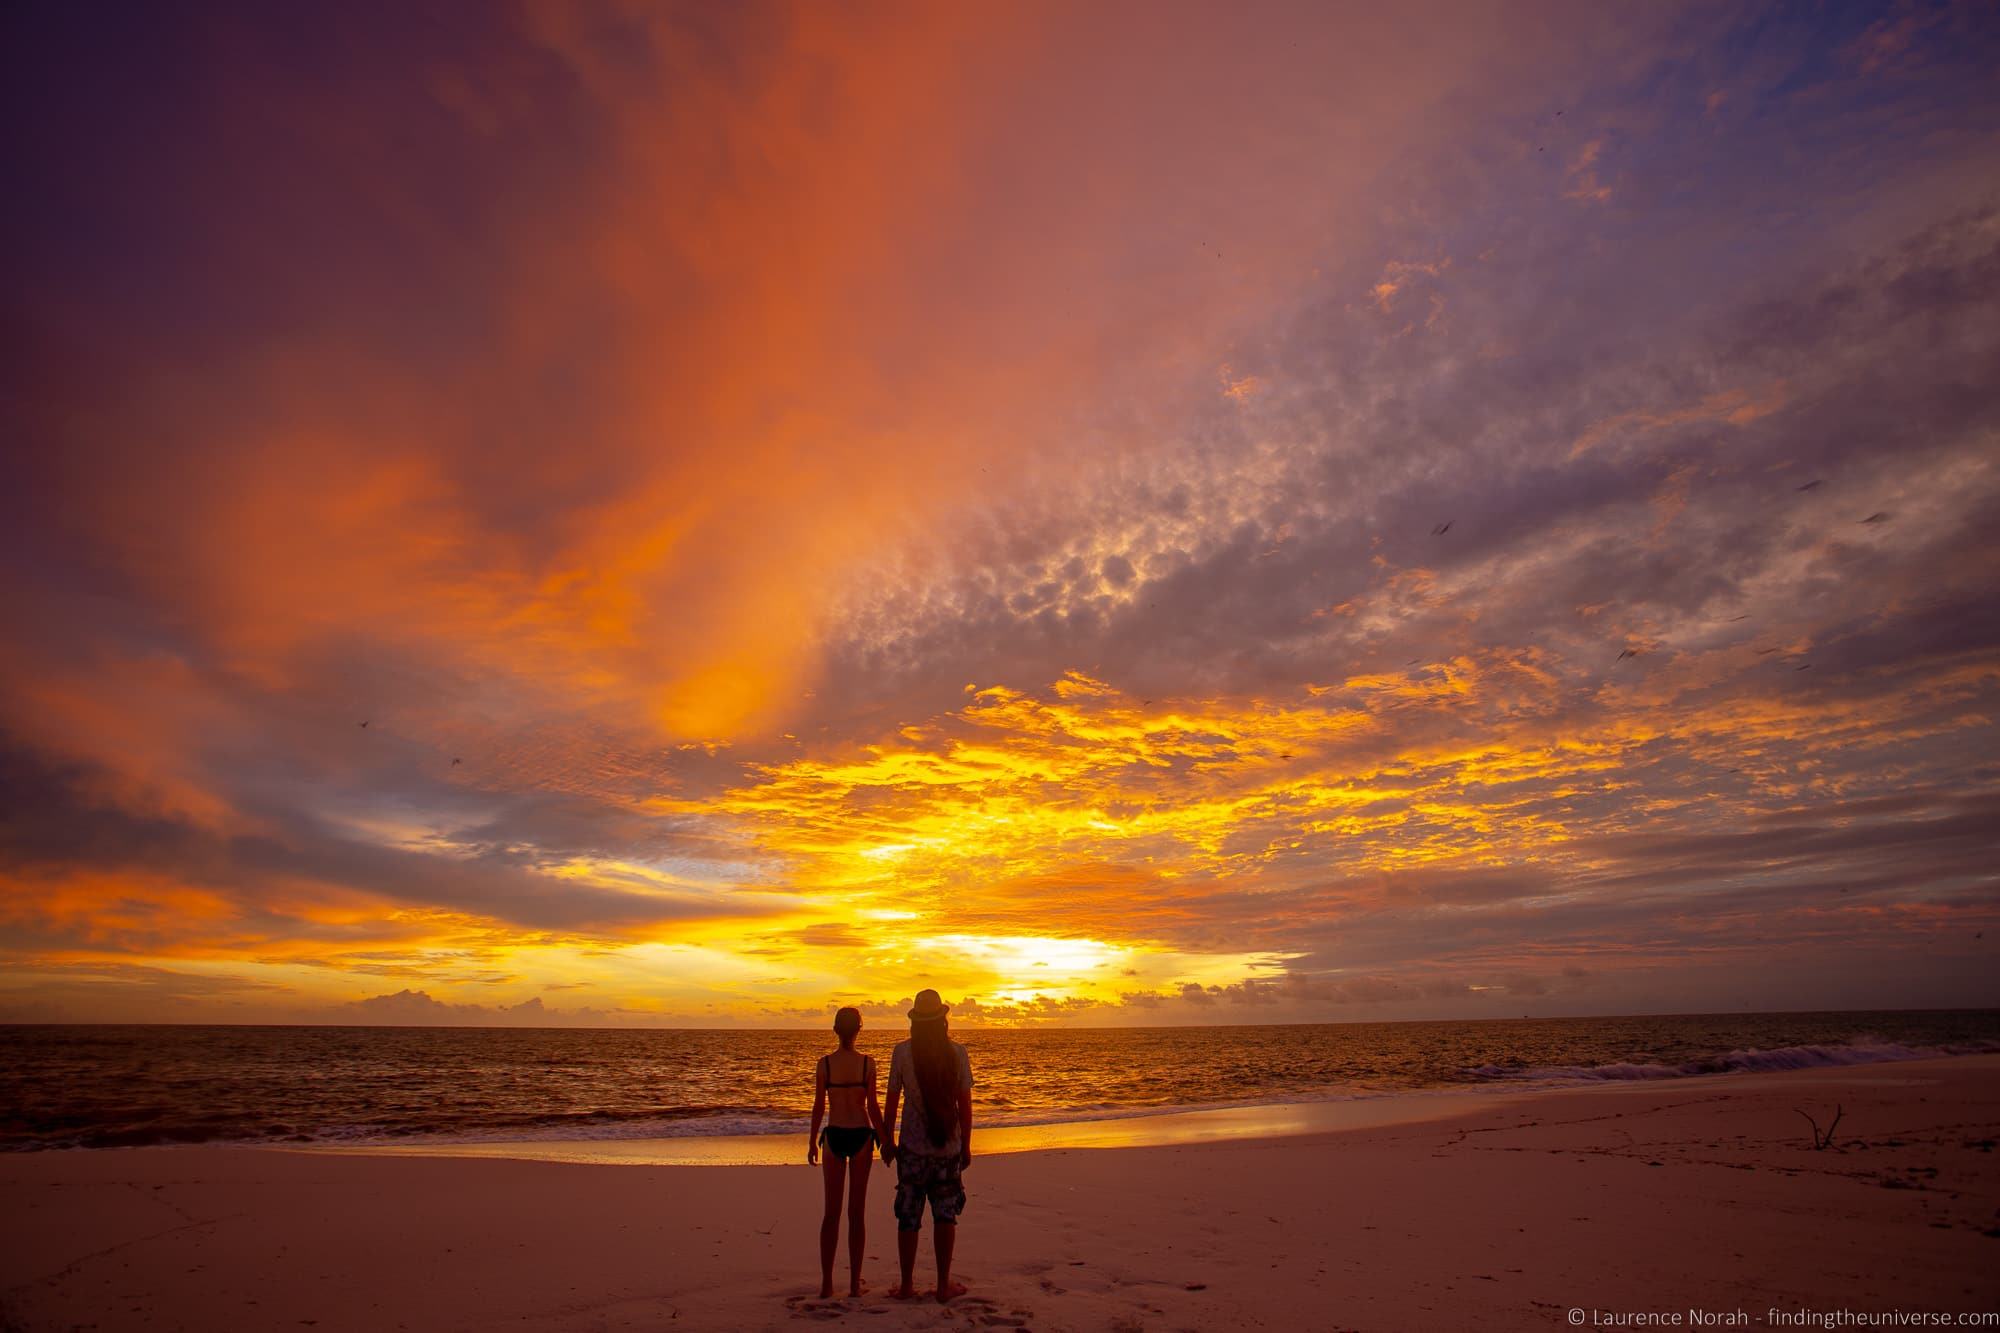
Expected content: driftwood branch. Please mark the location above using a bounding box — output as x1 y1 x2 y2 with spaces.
1793 1104 1844 1150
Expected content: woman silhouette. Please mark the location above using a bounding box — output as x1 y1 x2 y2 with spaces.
807 1006 885 1298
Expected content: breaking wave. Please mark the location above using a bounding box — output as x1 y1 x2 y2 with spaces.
1464 1037 2000 1084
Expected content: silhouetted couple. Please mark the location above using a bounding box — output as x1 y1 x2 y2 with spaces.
807 989 974 1304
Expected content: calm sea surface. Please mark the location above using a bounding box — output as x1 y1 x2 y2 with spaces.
3 1010 1996 1151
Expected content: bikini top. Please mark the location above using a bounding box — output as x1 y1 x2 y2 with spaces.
820 1052 872 1089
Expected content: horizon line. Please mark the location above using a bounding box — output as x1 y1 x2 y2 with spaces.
7 1003 1998 1035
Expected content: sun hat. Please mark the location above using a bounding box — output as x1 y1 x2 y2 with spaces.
907 988 950 1022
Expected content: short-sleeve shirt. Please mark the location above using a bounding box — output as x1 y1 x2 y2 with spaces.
887 1039 973 1157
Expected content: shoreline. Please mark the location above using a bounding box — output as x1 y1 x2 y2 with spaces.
4 1054 1996 1330
312 1079 1550 1167
24 1042 1997 1164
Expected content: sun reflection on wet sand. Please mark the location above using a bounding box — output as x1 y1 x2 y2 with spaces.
316 1086 1543 1168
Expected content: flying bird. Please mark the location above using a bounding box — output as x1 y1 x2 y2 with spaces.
1431 520 1453 535
1859 511 1890 524
1795 480 1822 492
358 721 369 729
1756 647 1781 655
451 758 462 767
1616 648 1639 661
1726 614 1751 622
1795 663 1813 671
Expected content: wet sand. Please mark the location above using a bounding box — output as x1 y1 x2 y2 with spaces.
3 1055 1996 1331
328 1082 1548 1167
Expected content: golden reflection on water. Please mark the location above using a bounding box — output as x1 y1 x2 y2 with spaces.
320 1087 1535 1168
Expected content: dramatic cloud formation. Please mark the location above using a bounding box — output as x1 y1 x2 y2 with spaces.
3 1 1997 1025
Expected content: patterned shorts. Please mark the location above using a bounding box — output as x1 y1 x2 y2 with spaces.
893 1151 966 1231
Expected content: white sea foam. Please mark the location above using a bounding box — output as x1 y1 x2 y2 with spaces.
1466 1037 2000 1085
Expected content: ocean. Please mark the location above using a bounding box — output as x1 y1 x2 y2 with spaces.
4 1010 1996 1153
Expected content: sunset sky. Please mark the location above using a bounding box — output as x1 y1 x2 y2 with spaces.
3 2 1997 1027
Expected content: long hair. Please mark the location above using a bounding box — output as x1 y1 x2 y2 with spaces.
910 1017 957 1147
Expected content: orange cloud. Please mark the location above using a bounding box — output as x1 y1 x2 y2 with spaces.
1568 383 1791 459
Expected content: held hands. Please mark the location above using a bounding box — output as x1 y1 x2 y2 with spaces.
880 1139 898 1165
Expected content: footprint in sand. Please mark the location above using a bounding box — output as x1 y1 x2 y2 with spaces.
782 1294 850 1321
941 1294 1034 1327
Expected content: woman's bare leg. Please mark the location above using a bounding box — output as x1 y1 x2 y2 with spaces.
818 1153 844 1298
846 1152 872 1295
934 1222 963 1303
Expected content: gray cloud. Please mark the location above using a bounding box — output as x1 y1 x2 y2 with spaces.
0 735 780 939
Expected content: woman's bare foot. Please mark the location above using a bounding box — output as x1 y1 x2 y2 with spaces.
818 1278 834 1299
890 1283 920 1300
847 1279 869 1299
935 1280 968 1305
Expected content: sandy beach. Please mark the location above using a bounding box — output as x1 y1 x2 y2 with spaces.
4 1055 1997 1332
